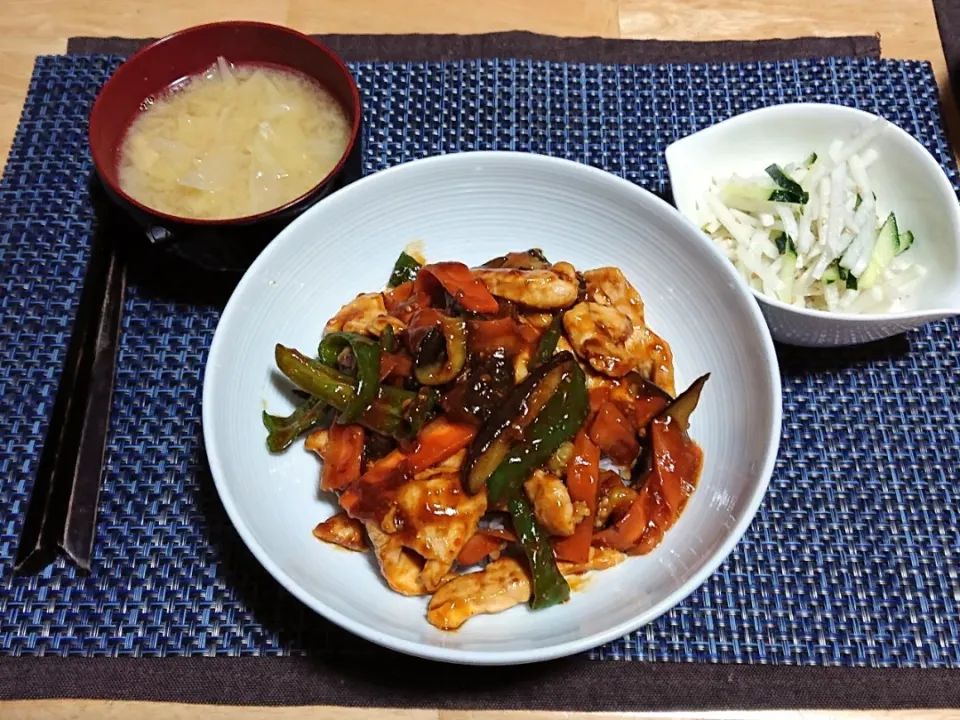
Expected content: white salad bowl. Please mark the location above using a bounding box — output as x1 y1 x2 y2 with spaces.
665 103 960 347
202 151 782 665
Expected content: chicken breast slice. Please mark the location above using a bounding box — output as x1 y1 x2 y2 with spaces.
365 522 427 596
523 469 588 537
563 301 636 377
313 512 368 552
427 557 532 630
325 292 405 337
368 458 486 594
583 267 645 325
563 268 675 391
392 468 488 567
304 428 330 458
472 263 579 309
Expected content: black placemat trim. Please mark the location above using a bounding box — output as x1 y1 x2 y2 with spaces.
1 657 958 710
935 0 960 103
66 32 881 63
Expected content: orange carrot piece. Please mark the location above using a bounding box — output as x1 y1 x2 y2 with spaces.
593 487 650 551
378 352 413 380
588 386 611 415
651 417 701 516
634 395 669 431
415 262 499 315
554 431 600 563
321 424 365 492
405 417 477 472
339 418 477 514
588 401 640 465
382 281 414 311
457 528 517 566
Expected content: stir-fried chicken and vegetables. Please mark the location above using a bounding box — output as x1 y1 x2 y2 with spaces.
264 247 709 629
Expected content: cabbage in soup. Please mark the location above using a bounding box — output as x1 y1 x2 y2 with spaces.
118 57 352 220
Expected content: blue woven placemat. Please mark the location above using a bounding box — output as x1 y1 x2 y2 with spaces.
0 54 958 666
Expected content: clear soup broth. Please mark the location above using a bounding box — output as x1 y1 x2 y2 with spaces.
118 57 351 221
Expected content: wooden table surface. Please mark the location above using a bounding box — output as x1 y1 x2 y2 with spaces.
0 0 957 718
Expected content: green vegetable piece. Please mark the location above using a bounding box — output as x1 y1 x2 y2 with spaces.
509 494 570 610
768 188 809 205
659 373 709 433
404 387 440 438
466 352 574 495
774 232 796 256
859 213 899 290
380 324 397 353
275 345 415 440
765 164 808 203
388 251 422 288
897 230 914 255
414 317 467 386
486 361 588 505
822 261 841 284
532 313 564 367
317 332 382 423
262 396 329 453
846 272 858 290
854 194 863 211
804 152 818 167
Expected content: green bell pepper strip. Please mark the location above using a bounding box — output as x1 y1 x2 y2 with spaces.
532 313 564 367
275 345 415 440
486 359 588 505
316 332 382 423
262 396 329 453
405 387 440 438
465 353 571 494
509 494 571 609
379 324 397 353
388 251 422 288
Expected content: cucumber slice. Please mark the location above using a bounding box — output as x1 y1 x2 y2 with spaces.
774 232 796 255
720 181 807 213
765 164 809 203
836 266 858 290
777 250 797 302
859 213 899 290
804 152 818 168
822 261 841 284
897 230 914 255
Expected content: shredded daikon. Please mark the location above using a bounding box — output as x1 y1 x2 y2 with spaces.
695 118 925 314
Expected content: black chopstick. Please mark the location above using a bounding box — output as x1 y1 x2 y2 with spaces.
14 218 126 574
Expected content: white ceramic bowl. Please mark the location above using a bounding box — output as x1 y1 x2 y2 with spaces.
202 151 782 665
665 103 960 347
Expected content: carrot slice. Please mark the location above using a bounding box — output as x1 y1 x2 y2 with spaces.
456 528 517 566
593 486 650 551
382 281 414 311
554 431 600 563
339 418 477 515
651 417 702 517
379 352 413 380
634 395 669 431
588 401 640 465
466 317 537 355
594 416 703 552
415 262 499 315
321 424 365 492
588 386 611 415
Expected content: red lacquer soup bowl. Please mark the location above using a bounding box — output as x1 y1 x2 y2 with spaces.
89 21 363 272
